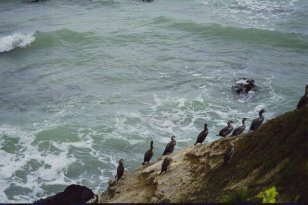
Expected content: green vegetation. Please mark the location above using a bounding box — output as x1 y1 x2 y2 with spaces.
257 186 279 203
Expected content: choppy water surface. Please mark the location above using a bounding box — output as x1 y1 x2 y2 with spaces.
0 0 308 202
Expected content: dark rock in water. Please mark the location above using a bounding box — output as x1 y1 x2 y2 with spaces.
143 0 154 2
232 78 255 94
27 0 47 3
34 184 96 204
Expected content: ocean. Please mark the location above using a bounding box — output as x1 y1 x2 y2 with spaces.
0 0 307 202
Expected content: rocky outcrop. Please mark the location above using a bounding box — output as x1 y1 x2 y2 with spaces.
93 107 308 203
232 78 255 94
35 184 96 204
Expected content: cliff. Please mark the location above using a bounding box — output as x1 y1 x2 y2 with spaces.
93 107 308 203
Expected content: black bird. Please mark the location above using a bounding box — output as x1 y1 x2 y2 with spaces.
194 123 208 145
116 159 124 181
217 121 234 137
159 157 173 175
142 141 154 165
162 136 176 156
249 109 265 132
232 118 247 136
297 85 308 110
224 142 235 163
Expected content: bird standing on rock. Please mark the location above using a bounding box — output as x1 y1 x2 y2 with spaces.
217 121 234 137
194 123 208 145
232 118 247 136
142 141 154 165
159 157 173 175
162 136 176 156
297 85 308 109
224 142 235 163
249 109 265 132
116 159 124 181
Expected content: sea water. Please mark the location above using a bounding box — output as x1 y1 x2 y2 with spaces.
0 0 307 202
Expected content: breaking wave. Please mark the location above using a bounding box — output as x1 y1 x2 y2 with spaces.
0 33 35 53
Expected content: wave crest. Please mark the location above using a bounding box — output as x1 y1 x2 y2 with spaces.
0 33 35 53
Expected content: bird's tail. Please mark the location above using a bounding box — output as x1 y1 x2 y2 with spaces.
194 142 197 145
142 162 145 165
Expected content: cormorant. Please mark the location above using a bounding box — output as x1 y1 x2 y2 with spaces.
142 141 154 165
217 121 234 137
116 159 124 181
249 109 265 132
162 136 176 156
159 157 173 175
232 118 247 136
297 85 308 109
224 142 235 163
194 123 208 145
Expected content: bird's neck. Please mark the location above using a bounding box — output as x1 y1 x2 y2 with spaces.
150 144 153 150
242 120 246 125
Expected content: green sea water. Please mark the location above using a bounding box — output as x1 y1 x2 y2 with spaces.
0 0 308 202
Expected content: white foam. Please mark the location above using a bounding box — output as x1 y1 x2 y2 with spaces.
0 33 35 53
236 78 250 85
0 125 83 202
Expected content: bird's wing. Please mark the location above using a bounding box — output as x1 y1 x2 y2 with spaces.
219 126 228 135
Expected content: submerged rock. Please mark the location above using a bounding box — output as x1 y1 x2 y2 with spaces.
232 78 255 94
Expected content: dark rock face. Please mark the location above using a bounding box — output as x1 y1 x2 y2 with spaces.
34 184 95 204
232 78 255 94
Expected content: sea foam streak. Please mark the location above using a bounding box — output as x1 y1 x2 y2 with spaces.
0 33 35 53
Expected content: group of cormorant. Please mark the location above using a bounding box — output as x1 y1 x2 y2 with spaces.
115 84 308 181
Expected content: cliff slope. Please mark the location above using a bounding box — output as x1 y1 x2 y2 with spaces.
94 107 308 203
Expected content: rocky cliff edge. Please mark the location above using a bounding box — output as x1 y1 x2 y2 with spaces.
91 107 308 203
